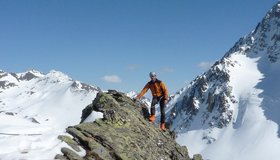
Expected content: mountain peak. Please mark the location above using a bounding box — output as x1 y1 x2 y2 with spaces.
168 2 280 160
27 69 44 75
17 70 44 81
262 1 280 29
270 1 280 15
223 1 280 63
45 70 72 82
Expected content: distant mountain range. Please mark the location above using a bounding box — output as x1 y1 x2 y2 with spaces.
0 70 100 159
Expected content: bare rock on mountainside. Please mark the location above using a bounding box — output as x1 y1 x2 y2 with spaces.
56 90 202 160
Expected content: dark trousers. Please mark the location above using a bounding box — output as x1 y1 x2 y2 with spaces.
151 96 166 123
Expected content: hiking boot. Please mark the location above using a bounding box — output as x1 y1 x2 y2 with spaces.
149 115 155 123
160 123 166 131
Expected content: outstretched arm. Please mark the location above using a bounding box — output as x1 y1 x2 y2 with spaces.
136 83 150 99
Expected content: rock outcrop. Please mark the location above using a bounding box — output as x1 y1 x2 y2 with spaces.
56 90 202 160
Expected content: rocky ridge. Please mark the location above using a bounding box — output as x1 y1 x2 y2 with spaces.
56 90 202 160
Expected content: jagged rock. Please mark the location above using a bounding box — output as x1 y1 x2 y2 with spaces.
168 58 236 130
56 90 199 160
5 112 15 116
193 154 203 160
71 81 100 92
59 147 83 160
55 154 68 160
0 81 17 89
80 103 95 123
19 71 38 81
58 135 81 152
28 117 40 124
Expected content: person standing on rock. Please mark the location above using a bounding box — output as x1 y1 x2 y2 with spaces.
136 72 168 131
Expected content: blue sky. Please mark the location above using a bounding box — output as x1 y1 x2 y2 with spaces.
0 0 278 94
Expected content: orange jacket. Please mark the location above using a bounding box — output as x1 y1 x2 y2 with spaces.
137 79 168 100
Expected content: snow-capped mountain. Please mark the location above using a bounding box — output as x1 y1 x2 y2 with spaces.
126 91 151 107
168 2 280 160
0 69 102 159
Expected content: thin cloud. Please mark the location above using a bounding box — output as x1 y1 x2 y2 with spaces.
198 61 213 70
102 75 122 83
162 67 175 73
126 64 139 71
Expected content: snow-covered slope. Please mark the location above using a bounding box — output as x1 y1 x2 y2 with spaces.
0 70 102 159
168 2 280 160
126 91 151 108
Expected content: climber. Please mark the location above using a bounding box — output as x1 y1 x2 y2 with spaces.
136 72 168 131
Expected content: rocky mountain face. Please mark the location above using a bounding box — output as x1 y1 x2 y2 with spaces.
167 62 235 131
224 1 280 62
56 90 202 160
168 1 280 132
167 2 280 160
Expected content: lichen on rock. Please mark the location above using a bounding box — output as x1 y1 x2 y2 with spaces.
56 90 201 160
